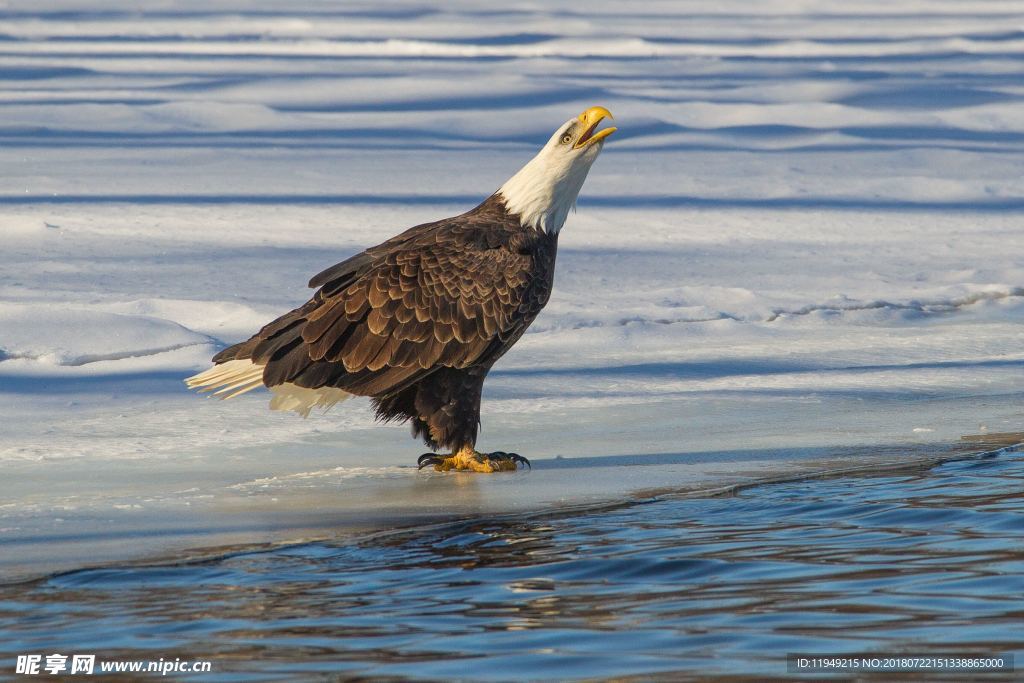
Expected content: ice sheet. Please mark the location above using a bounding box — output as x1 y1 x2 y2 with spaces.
2 0 1024 582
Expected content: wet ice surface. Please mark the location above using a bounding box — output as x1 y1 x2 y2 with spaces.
2 449 1021 680
3 396 1022 583
3 0 1024 580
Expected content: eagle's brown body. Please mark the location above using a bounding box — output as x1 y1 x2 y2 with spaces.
189 105 615 471
212 194 558 453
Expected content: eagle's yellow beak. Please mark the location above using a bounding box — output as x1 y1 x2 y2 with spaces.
575 106 616 148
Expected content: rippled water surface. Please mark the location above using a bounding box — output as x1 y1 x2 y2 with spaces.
3 451 1023 680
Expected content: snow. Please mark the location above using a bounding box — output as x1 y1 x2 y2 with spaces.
0 304 210 366
2 0 1024 581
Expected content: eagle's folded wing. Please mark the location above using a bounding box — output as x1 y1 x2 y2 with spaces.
246 223 534 398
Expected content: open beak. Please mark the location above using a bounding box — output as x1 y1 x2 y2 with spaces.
575 106 616 149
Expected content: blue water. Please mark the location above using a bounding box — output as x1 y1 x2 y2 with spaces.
2 450 1023 681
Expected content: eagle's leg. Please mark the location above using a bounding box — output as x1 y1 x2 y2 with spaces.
405 367 530 472
418 448 529 472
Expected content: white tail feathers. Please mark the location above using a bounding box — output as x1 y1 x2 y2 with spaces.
185 358 352 417
185 359 265 399
268 383 352 418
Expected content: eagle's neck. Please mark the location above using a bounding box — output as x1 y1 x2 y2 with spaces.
497 155 592 235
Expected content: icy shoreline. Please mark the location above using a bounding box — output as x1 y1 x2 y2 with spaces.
4 429 1020 585
3 382 1022 584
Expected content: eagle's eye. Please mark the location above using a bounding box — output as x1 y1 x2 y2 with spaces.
560 133 573 145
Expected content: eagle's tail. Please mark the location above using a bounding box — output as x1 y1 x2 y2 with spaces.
185 358 353 418
185 359 265 399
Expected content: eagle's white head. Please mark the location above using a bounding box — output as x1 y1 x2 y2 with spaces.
498 106 616 235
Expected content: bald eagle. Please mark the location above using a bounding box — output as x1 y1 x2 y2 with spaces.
186 106 616 472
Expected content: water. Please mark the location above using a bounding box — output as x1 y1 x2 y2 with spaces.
2 450 1022 681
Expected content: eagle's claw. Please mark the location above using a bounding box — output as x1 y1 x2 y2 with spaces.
418 453 444 470
416 450 530 472
490 451 531 469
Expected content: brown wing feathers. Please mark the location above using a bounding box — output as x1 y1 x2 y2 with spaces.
210 195 552 406
213 213 537 402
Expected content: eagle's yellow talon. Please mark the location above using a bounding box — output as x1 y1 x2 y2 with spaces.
427 447 528 473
